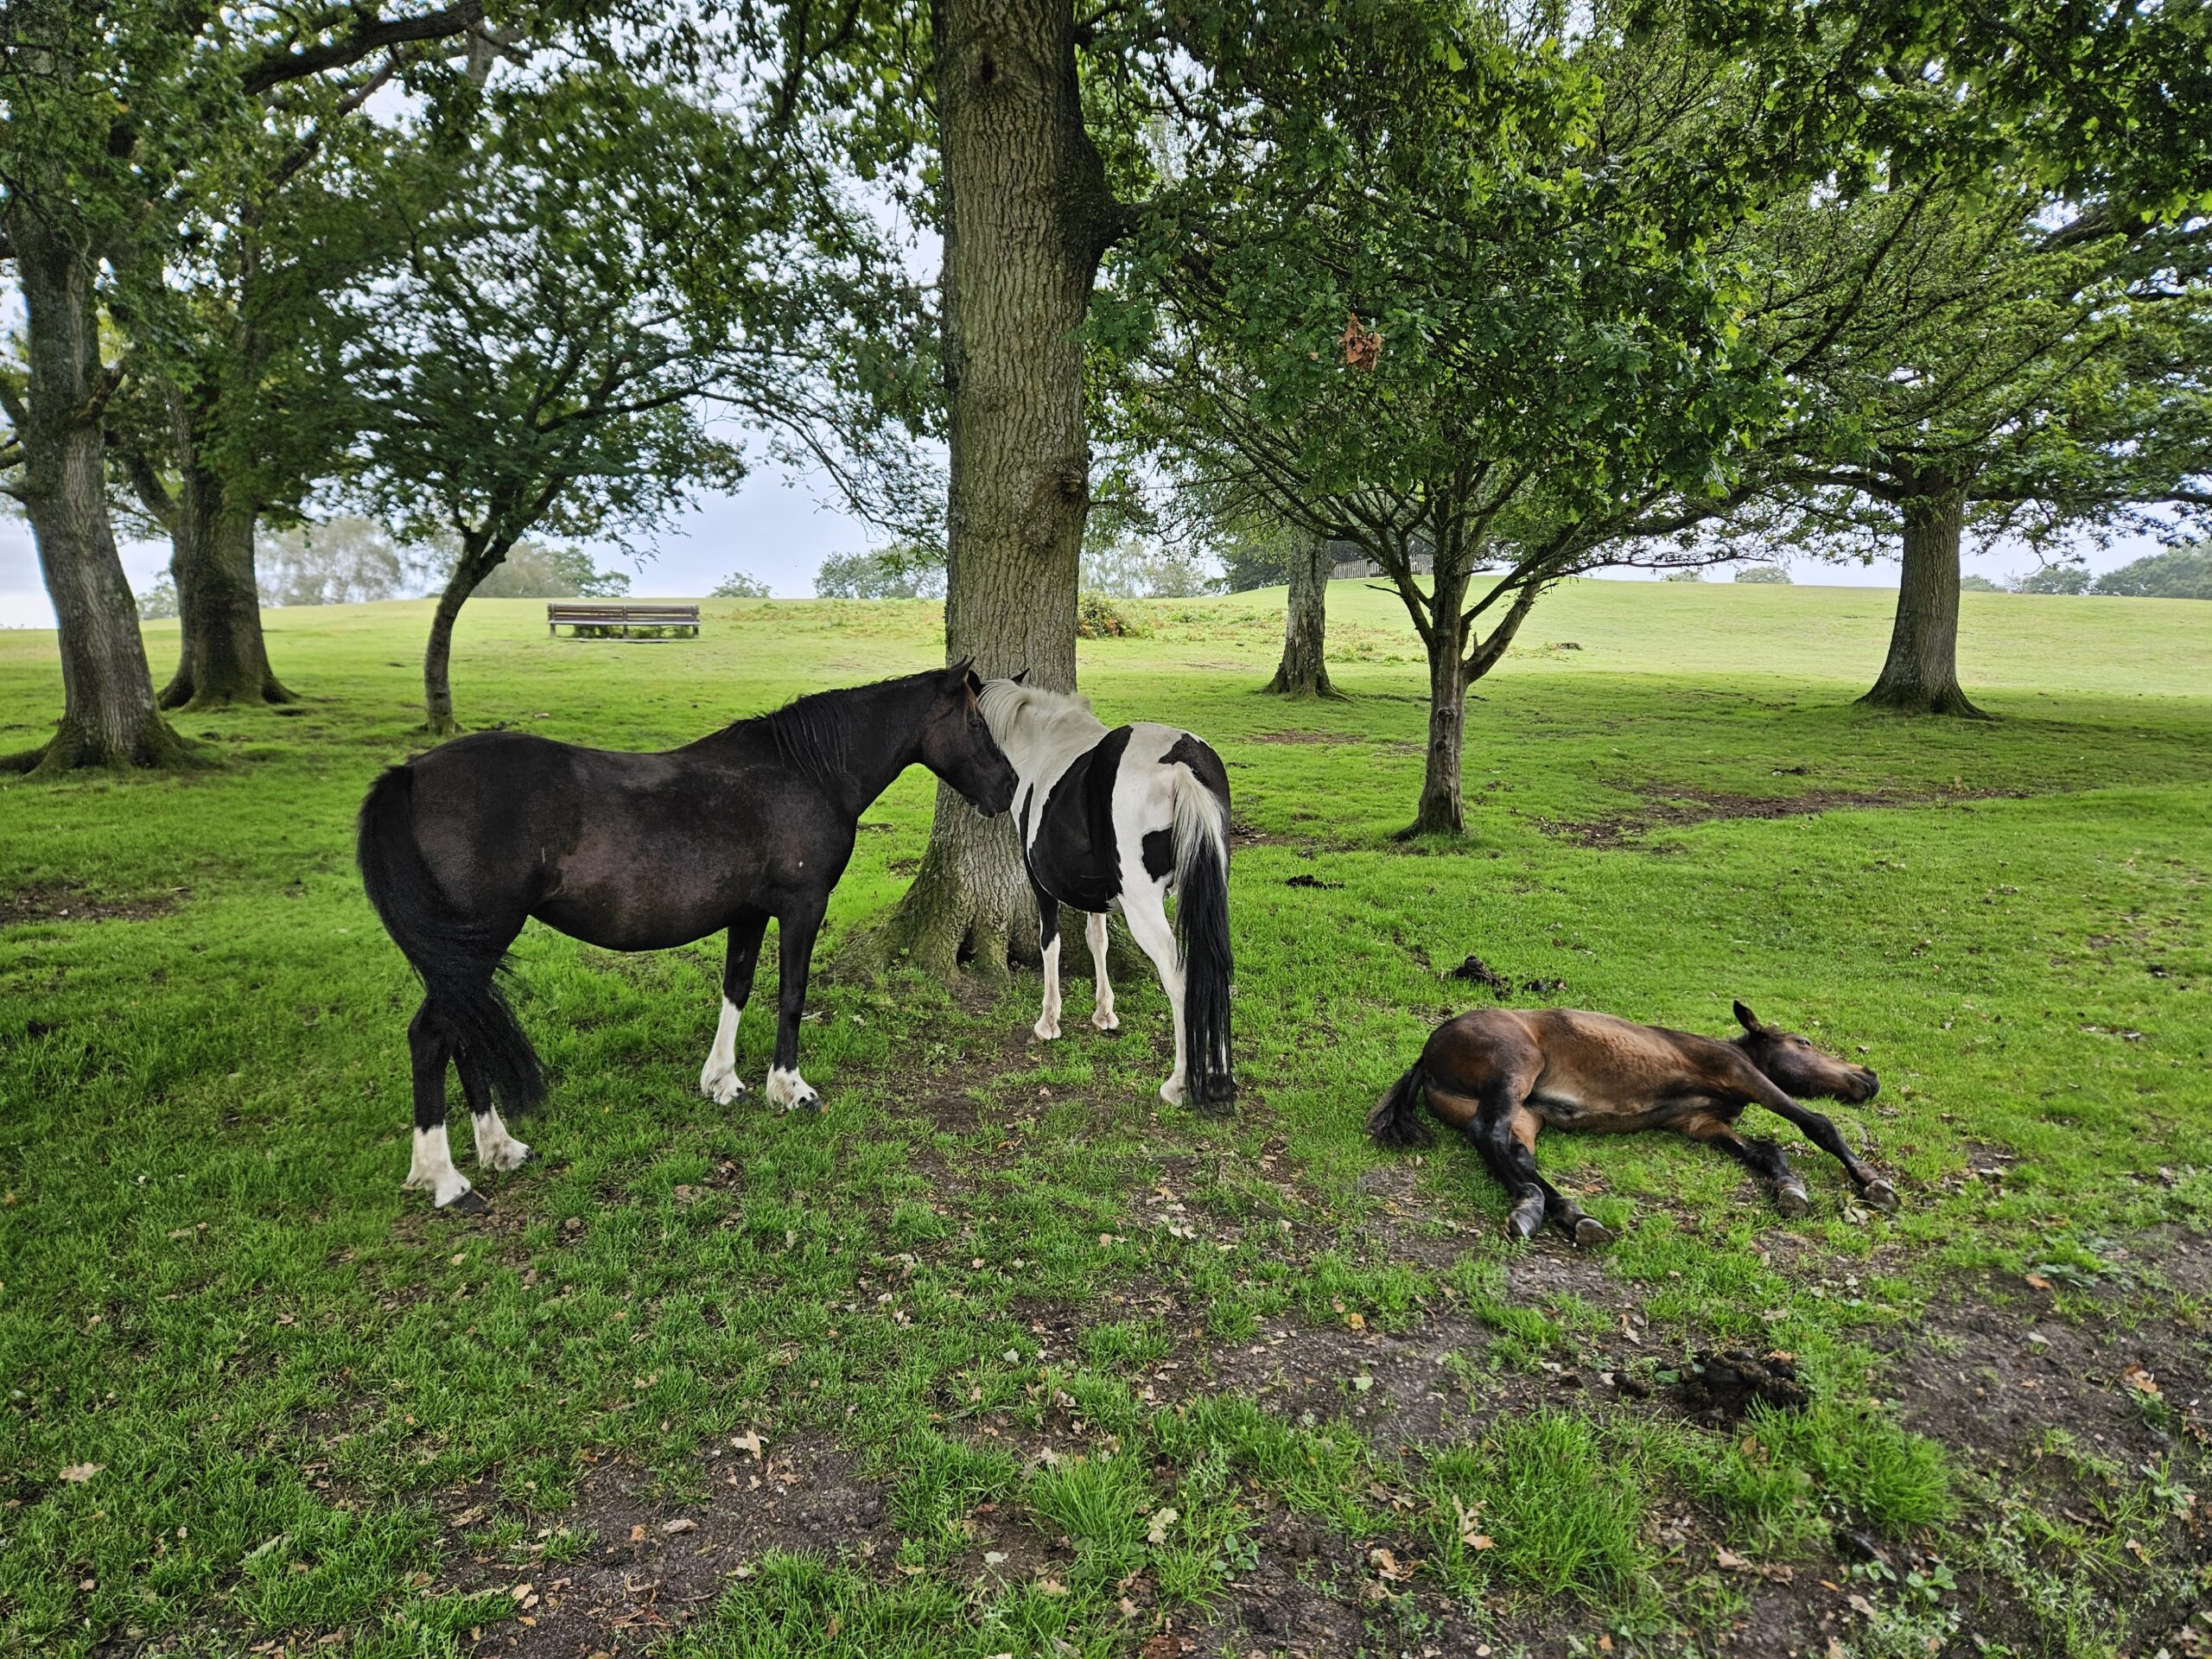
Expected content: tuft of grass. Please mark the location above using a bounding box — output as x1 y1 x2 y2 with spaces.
1421 1411 1654 1605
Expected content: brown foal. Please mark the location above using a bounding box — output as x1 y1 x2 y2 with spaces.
1370 1001 1897 1243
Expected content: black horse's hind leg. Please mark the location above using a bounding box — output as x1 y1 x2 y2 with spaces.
403 1001 486 1212
764 902 825 1111
701 909 770 1104
1679 1113 1810 1217
1753 1091 1898 1210
460 1046 531 1176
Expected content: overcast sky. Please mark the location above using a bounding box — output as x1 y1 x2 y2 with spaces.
0 456 2178 629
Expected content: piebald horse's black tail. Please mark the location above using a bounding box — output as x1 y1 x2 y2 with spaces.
1169 765 1235 1108
356 765 543 1115
1368 1062 1435 1148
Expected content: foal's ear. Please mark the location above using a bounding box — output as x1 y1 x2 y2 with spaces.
1732 1000 1763 1033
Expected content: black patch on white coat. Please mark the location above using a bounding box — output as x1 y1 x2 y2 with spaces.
1141 829 1174 882
1161 733 1233 817
1024 725 1135 915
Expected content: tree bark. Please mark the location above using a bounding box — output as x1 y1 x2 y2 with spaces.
1404 556 1471 837
3 204 197 775
159 457 294 709
1264 532 1340 697
421 569 474 736
874 0 1117 980
1859 482 1990 718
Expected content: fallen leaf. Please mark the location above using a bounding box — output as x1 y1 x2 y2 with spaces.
2024 1273 2053 1291
1716 1547 1752 1573
731 1430 766 1458
661 1519 697 1535
509 1583 534 1601
1146 1506 1179 1546
1369 1547 1414 1581
58 1463 102 1484
2122 1363 2163 1398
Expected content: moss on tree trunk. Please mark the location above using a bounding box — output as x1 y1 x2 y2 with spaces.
159 466 293 711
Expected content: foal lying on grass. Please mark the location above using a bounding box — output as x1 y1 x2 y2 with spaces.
1370 1001 1896 1243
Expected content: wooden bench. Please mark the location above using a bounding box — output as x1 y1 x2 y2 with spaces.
547 602 701 639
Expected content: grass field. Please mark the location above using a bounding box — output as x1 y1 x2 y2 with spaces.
3 579 2209 1659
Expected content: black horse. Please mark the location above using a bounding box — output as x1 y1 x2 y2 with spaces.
357 664 1016 1210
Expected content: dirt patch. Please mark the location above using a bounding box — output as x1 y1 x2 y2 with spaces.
1543 784 2027 847
1246 731 1368 747
0 882 186 926
442 1437 895 1656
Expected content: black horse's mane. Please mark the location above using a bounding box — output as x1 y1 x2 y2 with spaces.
708 670 938 785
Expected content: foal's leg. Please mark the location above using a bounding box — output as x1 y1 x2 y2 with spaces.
764 904 825 1111
701 910 770 1104
1084 912 1118 1031
461 1047 531 1173
1033 893 1064 1041
402 1001 482 1211
1676 1112 1812 1217
1753 1091 1899 1211
1478 1103 1608 1246
1119 884 1190 1106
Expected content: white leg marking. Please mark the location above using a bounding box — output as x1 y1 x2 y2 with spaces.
1120 887 1187 1105
700 996 747 1103
404 1123 475 1208
765 1066 820 1110
1086 912 1117 1030
1034 935 1064 1040
472 1104 531 1172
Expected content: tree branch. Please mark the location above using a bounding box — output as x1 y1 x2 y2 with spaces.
240 1 483 96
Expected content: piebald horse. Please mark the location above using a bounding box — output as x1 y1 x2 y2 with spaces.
1370 1001 1895 1242
978 678 1235 1111
357 666 1017 1210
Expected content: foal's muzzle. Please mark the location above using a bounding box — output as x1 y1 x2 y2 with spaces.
1853 1070 1879 1103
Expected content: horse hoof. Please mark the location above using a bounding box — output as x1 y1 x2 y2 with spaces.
483 1138 531 1173
1506 1206 1543 1243
1090 1010 1119 1033
1159 1082 1185 1108
442 1188 490 1215
1861 1179 1899 1211
701 1070 747 1105
1573 1217 1613 1247
1775 1186 1810 1217
1032 1020 1061 1041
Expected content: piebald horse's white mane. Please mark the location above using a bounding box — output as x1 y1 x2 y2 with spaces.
977 680 1107 782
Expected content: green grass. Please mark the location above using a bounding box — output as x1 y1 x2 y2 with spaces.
3 578 2209 1656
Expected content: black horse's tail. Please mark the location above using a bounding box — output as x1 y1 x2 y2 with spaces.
1368 1062 1435 1148
355 765 543 1115
1169 763 1235 1109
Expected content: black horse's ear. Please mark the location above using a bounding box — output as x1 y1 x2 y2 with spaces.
1011 669 1029 685
1732 1000 1762 1033
963 665 985 696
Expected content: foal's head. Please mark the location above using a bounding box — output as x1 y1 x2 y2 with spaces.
918 663 1018 816
1731 1001 1878 1103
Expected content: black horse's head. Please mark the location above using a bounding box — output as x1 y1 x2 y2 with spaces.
918 661 1018 816
1732 1001 1878 1103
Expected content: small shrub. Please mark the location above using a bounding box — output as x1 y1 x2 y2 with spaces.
1734 564 1791 583
711 570 771 598
135 576 179 620
1076 592 1142 637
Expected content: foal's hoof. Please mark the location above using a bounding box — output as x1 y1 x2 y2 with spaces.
1775 1185 1811 1218
1573 1216 1613 1247
1860 1179 1900 1212
442 1188 491 1216
1505 1202 1545 1243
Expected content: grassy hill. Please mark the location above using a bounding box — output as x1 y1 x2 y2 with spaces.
2 581 2208 1657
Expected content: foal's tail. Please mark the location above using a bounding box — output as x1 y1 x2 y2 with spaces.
356 765 543 1116
1169 761 1235 1109
1368 1062 1436 1148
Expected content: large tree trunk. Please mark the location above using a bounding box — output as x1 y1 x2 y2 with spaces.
1404 558 1471 837
1859 483 1989 719
874 0 1117 980
3 207 196 775
1264 532 1339 697
159 459 293 710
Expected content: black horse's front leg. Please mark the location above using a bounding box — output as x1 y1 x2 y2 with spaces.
765 906 825 1111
